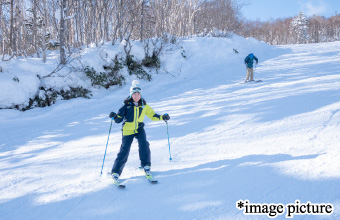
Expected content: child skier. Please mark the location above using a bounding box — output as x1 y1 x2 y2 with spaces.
244 53 259 83
109 80 170 184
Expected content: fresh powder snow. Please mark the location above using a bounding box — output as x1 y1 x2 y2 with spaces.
0 36 340 220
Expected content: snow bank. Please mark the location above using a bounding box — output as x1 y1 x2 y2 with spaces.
0 35 277 109
0 72 40 108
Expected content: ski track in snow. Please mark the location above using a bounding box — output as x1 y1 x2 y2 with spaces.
1 39 340 220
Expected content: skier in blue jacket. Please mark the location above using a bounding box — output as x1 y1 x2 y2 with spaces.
244 53 259 83
109 80 170 184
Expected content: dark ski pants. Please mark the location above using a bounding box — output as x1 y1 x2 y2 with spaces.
111 128 151 176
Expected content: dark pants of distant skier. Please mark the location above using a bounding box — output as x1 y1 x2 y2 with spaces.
111 127 151 176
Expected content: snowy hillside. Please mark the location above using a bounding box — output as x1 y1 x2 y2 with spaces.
1 36 340 220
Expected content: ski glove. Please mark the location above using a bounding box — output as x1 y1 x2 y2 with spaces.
162 114 170 121
109 112 118 119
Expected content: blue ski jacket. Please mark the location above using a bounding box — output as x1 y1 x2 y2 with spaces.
244 54 258 68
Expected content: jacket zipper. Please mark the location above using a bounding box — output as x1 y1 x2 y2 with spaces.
134 106 138 133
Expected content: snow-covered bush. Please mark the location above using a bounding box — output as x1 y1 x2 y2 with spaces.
196 28 233 38
18 86 91 111
84 62 125 89
141 52 160 69
46 39 60 50
125 55 152 81
83 53 125 89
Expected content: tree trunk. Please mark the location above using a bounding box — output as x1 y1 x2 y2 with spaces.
9 0 14 55
42 0 48 62
60 0 67 64
33 0 40 58
140 0 145 42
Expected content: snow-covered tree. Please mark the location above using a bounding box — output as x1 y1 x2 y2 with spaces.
1 0 243 58
59 0 66 65
292 11 309 44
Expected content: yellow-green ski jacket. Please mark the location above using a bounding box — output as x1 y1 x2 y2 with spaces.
114 98 163 136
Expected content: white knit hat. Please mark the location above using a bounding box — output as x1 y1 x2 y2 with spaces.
130 80 142 97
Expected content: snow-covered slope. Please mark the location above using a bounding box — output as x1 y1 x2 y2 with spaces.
1 37 340 220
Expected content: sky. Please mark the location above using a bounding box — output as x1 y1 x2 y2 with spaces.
241 0 340 21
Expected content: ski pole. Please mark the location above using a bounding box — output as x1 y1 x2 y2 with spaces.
100 118 113 177
165 120 172 161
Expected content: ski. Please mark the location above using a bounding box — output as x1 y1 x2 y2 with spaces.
111 179 126 189
139 167 158 184
107 172 126 189
145 174 158 184
248 79 262 83
241 79 263 84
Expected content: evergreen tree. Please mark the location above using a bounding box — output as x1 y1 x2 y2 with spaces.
292 11 309 44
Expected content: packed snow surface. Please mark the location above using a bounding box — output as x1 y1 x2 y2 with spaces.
1 36 340 220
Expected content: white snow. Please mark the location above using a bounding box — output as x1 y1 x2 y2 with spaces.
1 36 340 220
0 72 40 109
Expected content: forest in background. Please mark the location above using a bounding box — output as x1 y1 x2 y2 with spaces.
1 0 340 63
0 0 242 62
238 12 340 45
